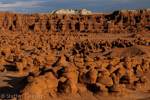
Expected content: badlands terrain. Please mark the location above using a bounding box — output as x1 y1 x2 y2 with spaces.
0 9 150 100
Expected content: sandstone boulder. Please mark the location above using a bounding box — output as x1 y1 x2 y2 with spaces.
58 78 78 93
94 82 108 92
16 62 24 72
110 73 120 84
110 84 125 92
97 75 114 87
52 66 63 78
123 56 131 62
79 68 98 84
139 76 149 83
20 82 42 95
46 78 59 92
123 61 133 68
55 55 69 67
121 75 133 84
116 67 125 78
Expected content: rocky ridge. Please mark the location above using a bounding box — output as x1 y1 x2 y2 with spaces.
0 9 150 33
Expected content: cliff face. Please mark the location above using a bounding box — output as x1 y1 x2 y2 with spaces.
0 10 150 33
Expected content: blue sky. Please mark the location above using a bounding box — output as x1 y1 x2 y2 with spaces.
0 0 149 14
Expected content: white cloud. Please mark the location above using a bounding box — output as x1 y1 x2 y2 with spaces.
0 1 45 13
0 1 44 8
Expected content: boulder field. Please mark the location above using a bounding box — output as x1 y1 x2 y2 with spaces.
0 9 150 100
